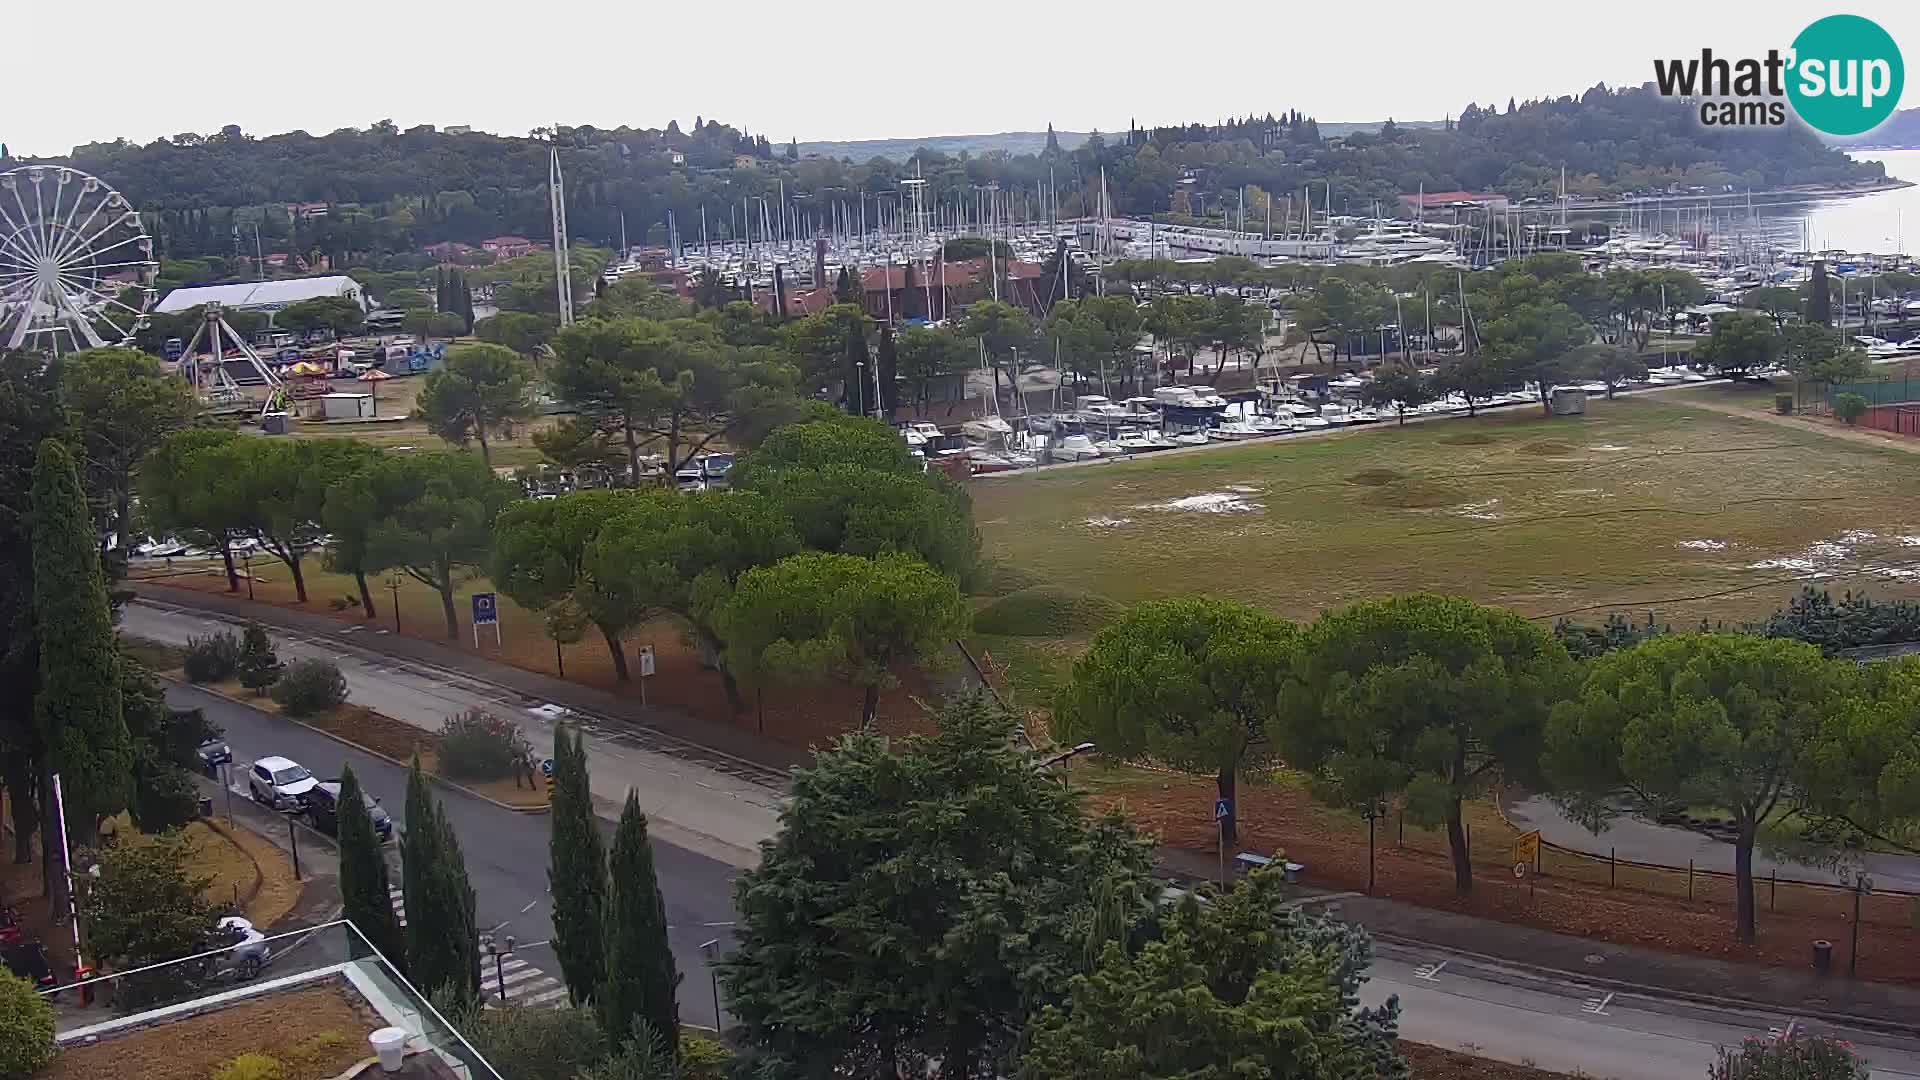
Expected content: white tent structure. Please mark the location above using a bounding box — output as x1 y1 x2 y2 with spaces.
155 275 365 315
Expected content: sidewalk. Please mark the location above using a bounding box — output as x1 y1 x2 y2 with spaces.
1157 846 1920 1036
128 590 785 867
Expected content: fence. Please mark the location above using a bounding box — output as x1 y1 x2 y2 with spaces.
1382 805 1920 932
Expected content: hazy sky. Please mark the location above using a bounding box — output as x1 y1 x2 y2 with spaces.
12 1 1920 156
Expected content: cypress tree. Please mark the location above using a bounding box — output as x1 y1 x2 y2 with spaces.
32 438 132 854
402 756 479 1002
548 725 607 1005
337 763 404 967
599 792 679 1063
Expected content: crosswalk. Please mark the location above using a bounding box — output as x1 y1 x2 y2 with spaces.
388 886 569 1009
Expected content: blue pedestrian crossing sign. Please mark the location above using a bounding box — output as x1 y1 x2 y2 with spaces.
1215 799 1232 821
471 592 499 626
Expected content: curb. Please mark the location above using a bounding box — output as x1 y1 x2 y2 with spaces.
174 677 551 816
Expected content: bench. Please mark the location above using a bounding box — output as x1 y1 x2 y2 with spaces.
1235 852 1305 882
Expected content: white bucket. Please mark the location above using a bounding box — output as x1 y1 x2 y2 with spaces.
369 1027 408 1072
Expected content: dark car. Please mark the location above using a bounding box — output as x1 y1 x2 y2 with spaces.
305 781 392 841
197 737 233 777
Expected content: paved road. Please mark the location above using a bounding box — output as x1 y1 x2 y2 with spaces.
175 684 741 1027
1366 940 1920 1079
125 599 785 865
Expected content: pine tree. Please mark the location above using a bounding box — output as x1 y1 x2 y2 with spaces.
548 725 607 1005
31 438 133 854
403 756 480 1002
599 792 679 1064
337 763 404 968
236 622 282 695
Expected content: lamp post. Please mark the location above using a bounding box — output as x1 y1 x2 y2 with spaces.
242 547 255 600
387 575 402 634
279 807 303 880
701 938 723 1033
481 933 515 1001
1850 874 1874 978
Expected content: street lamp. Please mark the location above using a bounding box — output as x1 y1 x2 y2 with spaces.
700 938 723 1033
241 547 255 600
278 806 304 880
481 933 516 1001
1850 873 1874 978
386 574 402 634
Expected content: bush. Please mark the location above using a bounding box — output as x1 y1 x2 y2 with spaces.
1774 393 1794 415
236 623 283 695
973 586 1121 637
130 756 202 832
459 1002 606 1080
210 1053 286 1080
0 972 55 1079
1710 1033 1868 1079
1834 392 1869 426
437 708 533 781
679 1030 733 1080
183 630 242 683
270 659 348 717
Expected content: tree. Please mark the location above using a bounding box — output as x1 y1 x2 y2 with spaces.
1021 871 1407 1080
214 438 367 604
1571 343 1647 399
718 552 968 729
1543 633 1851 942
1481 300 1591 411
1782 323 1867 386
585 489 801 709
1809 260 1834 325
1432 354 1504 416
417 343 536 467
778 304 873 391
731 414 920 487
32 438 132 851
476 311 556 360
1144 294 1213 375
1745 285 1802 330
1282 594 1578 895
402 756 480 1001
142 428 250 593
751 461 979 584
721 694 1157 1078
894 325 972 416
80 831 220 982
1056 597 1296 847
0 971 55 1078
236 622 283 694
549 724 608 1006
1834 392 1869 425
962 299 1036 394
121 659 216 833
337 763 404 966
320 444 390 619
277 297 365 337
58 347 200 555
1694 311 1784 378
531 416 613 471
599 792 679 1066
493 490 649 680
355 452 517 638
1361 365 1433 424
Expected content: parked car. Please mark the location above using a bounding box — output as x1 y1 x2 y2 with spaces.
247 756 318 810
674 469 706 493
305 781 393 841
198 736 232 771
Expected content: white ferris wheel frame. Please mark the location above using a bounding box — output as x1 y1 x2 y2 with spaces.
0 166 158 354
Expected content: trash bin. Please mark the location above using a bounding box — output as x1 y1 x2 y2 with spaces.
1813 939 1833 974
198 796 214 819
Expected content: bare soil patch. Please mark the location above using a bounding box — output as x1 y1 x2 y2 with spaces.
44 981 375 1080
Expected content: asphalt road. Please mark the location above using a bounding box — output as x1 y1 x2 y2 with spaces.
1365 942 1920 1079
173 683 742 1027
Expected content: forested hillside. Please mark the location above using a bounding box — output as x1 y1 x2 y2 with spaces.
1 84 1880 270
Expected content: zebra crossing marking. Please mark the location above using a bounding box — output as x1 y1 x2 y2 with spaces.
388 887 567 1009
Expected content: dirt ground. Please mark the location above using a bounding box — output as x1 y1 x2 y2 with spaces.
1087 768 1920 985
99 815 299 929
1402 1041 1577 1079
44 981 376 1080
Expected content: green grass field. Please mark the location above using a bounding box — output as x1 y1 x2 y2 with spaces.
971 396 1920 630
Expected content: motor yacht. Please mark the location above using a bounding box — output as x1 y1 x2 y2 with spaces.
1051 434 1107 461
1114 431 1177 453
1207 420 1263 441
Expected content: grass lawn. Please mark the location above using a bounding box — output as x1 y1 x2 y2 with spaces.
971 395 1920 629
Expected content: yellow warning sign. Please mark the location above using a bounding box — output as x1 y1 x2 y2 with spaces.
1512 829 1542 866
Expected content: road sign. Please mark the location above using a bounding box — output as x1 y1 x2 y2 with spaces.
1214 799 1232 822
1513 862 1529 879
1512 829 1541 866
471 592 502 648
539 757 554 778
638 645 656 678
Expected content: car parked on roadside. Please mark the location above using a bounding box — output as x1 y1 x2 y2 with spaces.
247 756 317 810
197 736 232 777
216 916 271 979
305 781 393 841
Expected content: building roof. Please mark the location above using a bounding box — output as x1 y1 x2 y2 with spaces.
482 235 534 247
155 275 362 314
1398 190 1508 207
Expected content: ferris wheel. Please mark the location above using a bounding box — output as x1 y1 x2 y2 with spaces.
0 166 157 355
